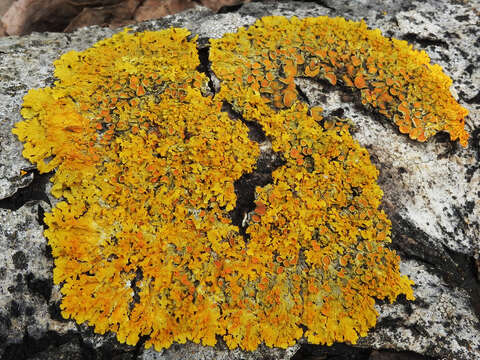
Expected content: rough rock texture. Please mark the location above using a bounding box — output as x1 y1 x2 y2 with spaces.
0 0 479 359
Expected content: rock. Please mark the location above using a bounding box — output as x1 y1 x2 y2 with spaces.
133 0 196 23
0 202 75 353
0 0 478 359
142 343 299 360
0 0 81 36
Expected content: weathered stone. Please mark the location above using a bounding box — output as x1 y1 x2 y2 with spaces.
0 0 478 359
142 343 300 360
0 202 75 349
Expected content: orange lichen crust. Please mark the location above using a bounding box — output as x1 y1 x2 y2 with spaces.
210 16 469 146
216 86 414 347
14 28 260 349
14 22 415 352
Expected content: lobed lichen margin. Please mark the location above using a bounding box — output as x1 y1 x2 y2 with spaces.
210 16 469 147
15 15 474 351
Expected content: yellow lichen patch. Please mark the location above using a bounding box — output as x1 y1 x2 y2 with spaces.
14 20 415 352
210 16 469 146
14 28 260 350
216 86 414 346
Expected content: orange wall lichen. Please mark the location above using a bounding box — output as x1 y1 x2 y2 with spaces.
210 16 469 147
12 14 471 351
213 87 414 348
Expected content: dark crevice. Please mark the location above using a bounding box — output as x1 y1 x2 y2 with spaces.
244 120 267 143
389 213 480 321
329 107 345 118
63 32 73 46
132 335 148 359
75 332 97 360
292 342 371 360
221 101 266 143
1 330 81 360
296 0 336 12
441 245 480 321
465 90 480 104
76 324 136 359
37 203 48 231
465 127 480 182
196 45 216 95
230 170 271 237
25 272 53 302
231 160 286 237
8 300 21 318
218 3 244 14
464 64 474 76
0 170 52 211
433 131 460 159
296 84 311 106
450 205 469 238
221 102 286 236
401 33 449 49
293 343 437 360
128 268 143 312
48 301 67 323
454 14 470 22
45 244 54 263
389 213 461 282
470 127 480 161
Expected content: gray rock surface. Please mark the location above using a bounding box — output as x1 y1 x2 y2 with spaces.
0 202 64 343
0 0 479 359
143 342 300 360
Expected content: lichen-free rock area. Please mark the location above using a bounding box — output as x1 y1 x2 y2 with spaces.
1 0 479 359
